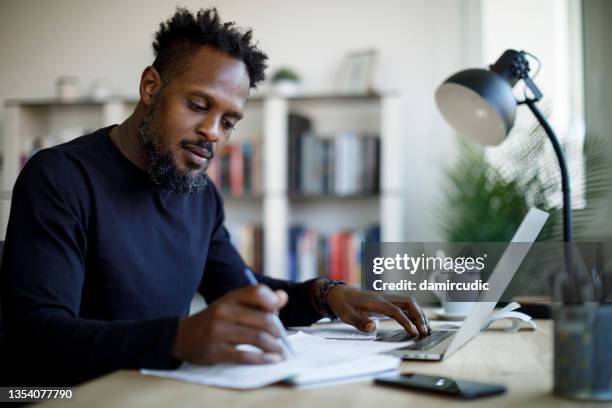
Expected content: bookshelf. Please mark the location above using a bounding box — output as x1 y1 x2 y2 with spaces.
262 94 404 283
1 97 135 240
1 93 404 283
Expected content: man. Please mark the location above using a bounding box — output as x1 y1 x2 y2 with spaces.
0 8 429 386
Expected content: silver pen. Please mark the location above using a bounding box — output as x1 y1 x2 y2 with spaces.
242 268 296 357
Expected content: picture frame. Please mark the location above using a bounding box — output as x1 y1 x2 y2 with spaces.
338 49 378 94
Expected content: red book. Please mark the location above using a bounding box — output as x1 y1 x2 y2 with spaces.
340 232 351 283
229 145 244 196
329 233 343 280
344 232 356 285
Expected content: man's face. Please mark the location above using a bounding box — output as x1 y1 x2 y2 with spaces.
140 46 250 194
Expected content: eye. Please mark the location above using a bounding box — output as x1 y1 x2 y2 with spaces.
222 119 236 131
187 100 208 112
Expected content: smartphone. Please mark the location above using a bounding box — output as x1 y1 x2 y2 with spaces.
374 373 507 399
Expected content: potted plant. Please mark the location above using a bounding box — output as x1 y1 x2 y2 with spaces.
441 127 612 400
270 67 301 96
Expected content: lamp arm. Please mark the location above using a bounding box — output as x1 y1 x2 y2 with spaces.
524 99 573 243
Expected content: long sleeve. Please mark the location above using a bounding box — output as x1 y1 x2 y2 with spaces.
0 150 181 386
198 186 322 327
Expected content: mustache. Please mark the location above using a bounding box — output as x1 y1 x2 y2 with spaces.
180 140 215 159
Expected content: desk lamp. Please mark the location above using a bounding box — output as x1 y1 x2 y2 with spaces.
434 49 572 243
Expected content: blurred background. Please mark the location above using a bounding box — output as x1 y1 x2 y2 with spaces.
0 0 610 285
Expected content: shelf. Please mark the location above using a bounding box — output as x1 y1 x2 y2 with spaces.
4 92 393 108
1 93 404 281
288 193 380 201
4 96 138 108
245 91 396 103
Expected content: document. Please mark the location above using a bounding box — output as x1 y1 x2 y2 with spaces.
141 331 411 389
288 354 399 388
298 321 378 339
297 320 461 340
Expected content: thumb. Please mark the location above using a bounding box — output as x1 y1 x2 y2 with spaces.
346 312 377 333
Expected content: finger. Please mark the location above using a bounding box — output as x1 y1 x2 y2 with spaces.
396 300 430 335
233 285 284 312
275 290 288 309
368 301 419 337
222 323 285 356
343 310 377 332
220 344 283 365
226 303 280 337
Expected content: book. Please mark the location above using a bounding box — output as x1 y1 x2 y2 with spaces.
289 225 380 284
219 145 232 194
229 145 244 196
288 113 312 193
251 137 263 195
242 143 253 193
208 140 262 197
287 113 380 196
288 226 305 282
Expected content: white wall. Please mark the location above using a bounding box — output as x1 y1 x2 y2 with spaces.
482 0 579 140
0 0 479 240
481 0 585 210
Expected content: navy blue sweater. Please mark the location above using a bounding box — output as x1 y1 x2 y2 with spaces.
0 126 321 385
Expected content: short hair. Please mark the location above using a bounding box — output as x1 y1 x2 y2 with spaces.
152 7 268 88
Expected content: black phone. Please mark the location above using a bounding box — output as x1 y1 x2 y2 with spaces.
374 373 507 399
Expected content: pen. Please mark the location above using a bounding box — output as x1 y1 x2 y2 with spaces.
242 268 296 357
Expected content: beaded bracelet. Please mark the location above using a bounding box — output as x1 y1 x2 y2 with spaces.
317 279 346 319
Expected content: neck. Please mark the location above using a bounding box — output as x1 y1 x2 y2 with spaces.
110 102 149 170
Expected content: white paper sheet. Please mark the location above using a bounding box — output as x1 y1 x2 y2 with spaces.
141 331 410 389
298 321 378 339
298 320 461 340
287 354 399 387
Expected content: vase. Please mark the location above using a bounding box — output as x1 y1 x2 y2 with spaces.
553 302 612 400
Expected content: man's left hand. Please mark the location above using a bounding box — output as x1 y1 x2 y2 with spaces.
327 285 430 336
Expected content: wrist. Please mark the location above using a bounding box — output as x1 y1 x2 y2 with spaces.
311 279 346 319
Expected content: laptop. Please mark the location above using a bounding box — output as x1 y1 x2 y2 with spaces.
376 207 549 361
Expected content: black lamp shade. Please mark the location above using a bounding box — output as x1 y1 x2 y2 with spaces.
435 68 517 146
435 49 573 244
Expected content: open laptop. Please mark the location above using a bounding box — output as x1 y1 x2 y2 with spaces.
376 207 549 361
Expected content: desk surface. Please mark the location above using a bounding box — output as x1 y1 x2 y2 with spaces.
39 319 593 408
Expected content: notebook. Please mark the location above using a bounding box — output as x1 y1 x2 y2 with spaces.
141 331 410 389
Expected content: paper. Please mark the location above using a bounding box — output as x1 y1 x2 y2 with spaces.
299 321 378 340
288 354 399 387
141 331 410 389
300 320 461 340
429 321 462 330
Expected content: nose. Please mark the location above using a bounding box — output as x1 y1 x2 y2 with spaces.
195 115 221 143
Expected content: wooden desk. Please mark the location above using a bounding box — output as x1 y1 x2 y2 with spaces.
39 319 592 408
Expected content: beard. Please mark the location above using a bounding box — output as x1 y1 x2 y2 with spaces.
138 97 212 195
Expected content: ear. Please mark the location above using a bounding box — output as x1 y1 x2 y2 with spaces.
139 66 163 108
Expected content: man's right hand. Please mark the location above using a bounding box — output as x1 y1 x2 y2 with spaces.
172 285 289 365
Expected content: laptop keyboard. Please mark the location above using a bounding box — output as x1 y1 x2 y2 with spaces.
374 330 454 350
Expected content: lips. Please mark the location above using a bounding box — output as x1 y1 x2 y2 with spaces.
184 144 213 160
